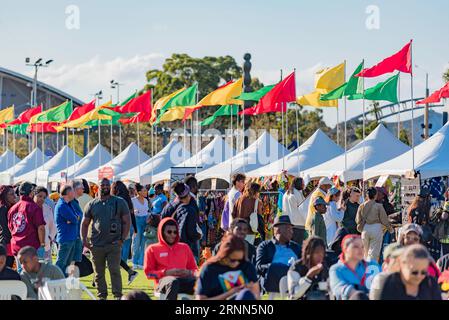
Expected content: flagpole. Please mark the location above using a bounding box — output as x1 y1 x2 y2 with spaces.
230 105 233 175
295 104 300 176
66 126 69 176
137 121 141 182
12 130 16 176
362 60 366 194
41 121 44 170
282 102 285 171
150 88 154 182
344 61 347 179
98 121 102 168
336 107 340 145
410 40 415 171
72 128 75 173
119 123 122 153
397 74 401 139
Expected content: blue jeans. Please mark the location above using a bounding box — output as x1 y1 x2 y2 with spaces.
132 216 147 267
73 238 83 263
121 224 134 262
56 240 76 276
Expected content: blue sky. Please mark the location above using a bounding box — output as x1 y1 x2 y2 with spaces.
1 0 448 126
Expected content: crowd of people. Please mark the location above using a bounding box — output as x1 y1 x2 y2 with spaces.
1 172 449 301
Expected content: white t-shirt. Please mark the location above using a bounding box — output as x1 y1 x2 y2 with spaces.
282 189 306 227
132 197 149 217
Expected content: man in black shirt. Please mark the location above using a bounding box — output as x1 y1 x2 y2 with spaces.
342 187 361 234
0 244 21 281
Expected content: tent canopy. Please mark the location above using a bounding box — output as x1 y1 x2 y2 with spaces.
49 144 112 182
364 121 449 180
246 129 343 178
6 148 49 178
117 139 190 184
16 146 81 183
150 136 235 183
302 124 411 182
0 149 20 171
78 142 150 182
196 131 289 183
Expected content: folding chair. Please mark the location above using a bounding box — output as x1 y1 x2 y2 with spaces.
0 280 27 300
38 278 96 300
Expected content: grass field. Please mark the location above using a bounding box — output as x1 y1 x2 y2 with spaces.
80 265 155 300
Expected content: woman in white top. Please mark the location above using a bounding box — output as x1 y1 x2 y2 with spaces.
282 177 307 244
131 183 149 269
324 187 345 247
33 186 57 263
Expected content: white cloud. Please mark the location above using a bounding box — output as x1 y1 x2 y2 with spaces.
37 53 165 103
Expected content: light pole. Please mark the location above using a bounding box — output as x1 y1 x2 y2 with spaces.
25 57 53 106
415 65 430 139
110 80 123 152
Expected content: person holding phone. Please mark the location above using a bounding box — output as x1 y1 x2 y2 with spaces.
196 234 260 300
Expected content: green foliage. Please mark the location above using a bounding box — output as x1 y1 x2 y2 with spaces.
355 120 380 140
444 68 449 83
144 53 242 100
399 128 410 145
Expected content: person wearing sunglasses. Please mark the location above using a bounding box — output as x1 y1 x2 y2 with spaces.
399 223 441 279
372 244 442 300
144 217 197 300
196 234 260 300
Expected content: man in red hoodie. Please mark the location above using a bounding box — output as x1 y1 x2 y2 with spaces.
144 217 197 300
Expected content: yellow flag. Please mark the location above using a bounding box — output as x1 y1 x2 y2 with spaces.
297 62 344 108
0 106 14 124
198 78 243 106
296 91 338 107
151 88 185 124
59 101 112 129
157 107 192 123
314 62 345 90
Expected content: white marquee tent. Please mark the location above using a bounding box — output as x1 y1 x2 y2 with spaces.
246 129 343 178
150 136 235 183
49 144 112 182
0 149 20 171
6 148 49 179
16 146 81 183
196 131 289 183
364 121 449 180
302 124 411 182
78 142 150 182
117 139 190 184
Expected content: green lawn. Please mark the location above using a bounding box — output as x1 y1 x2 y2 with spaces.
80 266 155 300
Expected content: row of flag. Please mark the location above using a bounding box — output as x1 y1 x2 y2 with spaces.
0 40 448 134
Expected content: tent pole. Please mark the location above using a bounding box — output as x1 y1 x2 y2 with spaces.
137 121 141 183
410 41 415 171
295 105 300 176
397 74 401 139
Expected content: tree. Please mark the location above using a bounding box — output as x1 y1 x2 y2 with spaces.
443 68 449 83
355 120 379 140
144 53 242 101
399 128 410 145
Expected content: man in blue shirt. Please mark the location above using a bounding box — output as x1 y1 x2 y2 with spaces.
151 183 167 215
54 185 80 275
256 215 301 293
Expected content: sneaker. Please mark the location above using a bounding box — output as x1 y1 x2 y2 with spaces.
128 270 138 285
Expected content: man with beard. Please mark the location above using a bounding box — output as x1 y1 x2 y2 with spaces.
81 178 131 300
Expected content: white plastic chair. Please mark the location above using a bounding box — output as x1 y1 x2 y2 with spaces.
0 280 28 300
38 278 96 300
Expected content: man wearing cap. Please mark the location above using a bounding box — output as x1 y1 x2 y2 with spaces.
256 215 301 293
170 181 202 260
305 177 332 237
54 185 80 275
309 197 328 244
7 182 46 271
81 178 131 300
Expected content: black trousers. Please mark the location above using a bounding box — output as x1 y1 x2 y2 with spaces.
157 276 196 300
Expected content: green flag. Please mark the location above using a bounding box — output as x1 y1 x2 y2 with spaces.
35 100 73 123
200 105 239 126
8 124 28 135
112 92 137 107
234 85 275 101
348 73 399 103
155 83 198 125
344 61 364 96
162 83 197 112
320 61 364 101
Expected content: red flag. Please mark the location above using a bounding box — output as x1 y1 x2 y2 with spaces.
119 112 151 124
416 83 449 105
5 105 42 127
182 106 200 122
67 100 96 121
116 91 152 114
27 122 59 133
356 41 412 78
239 71 296 115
